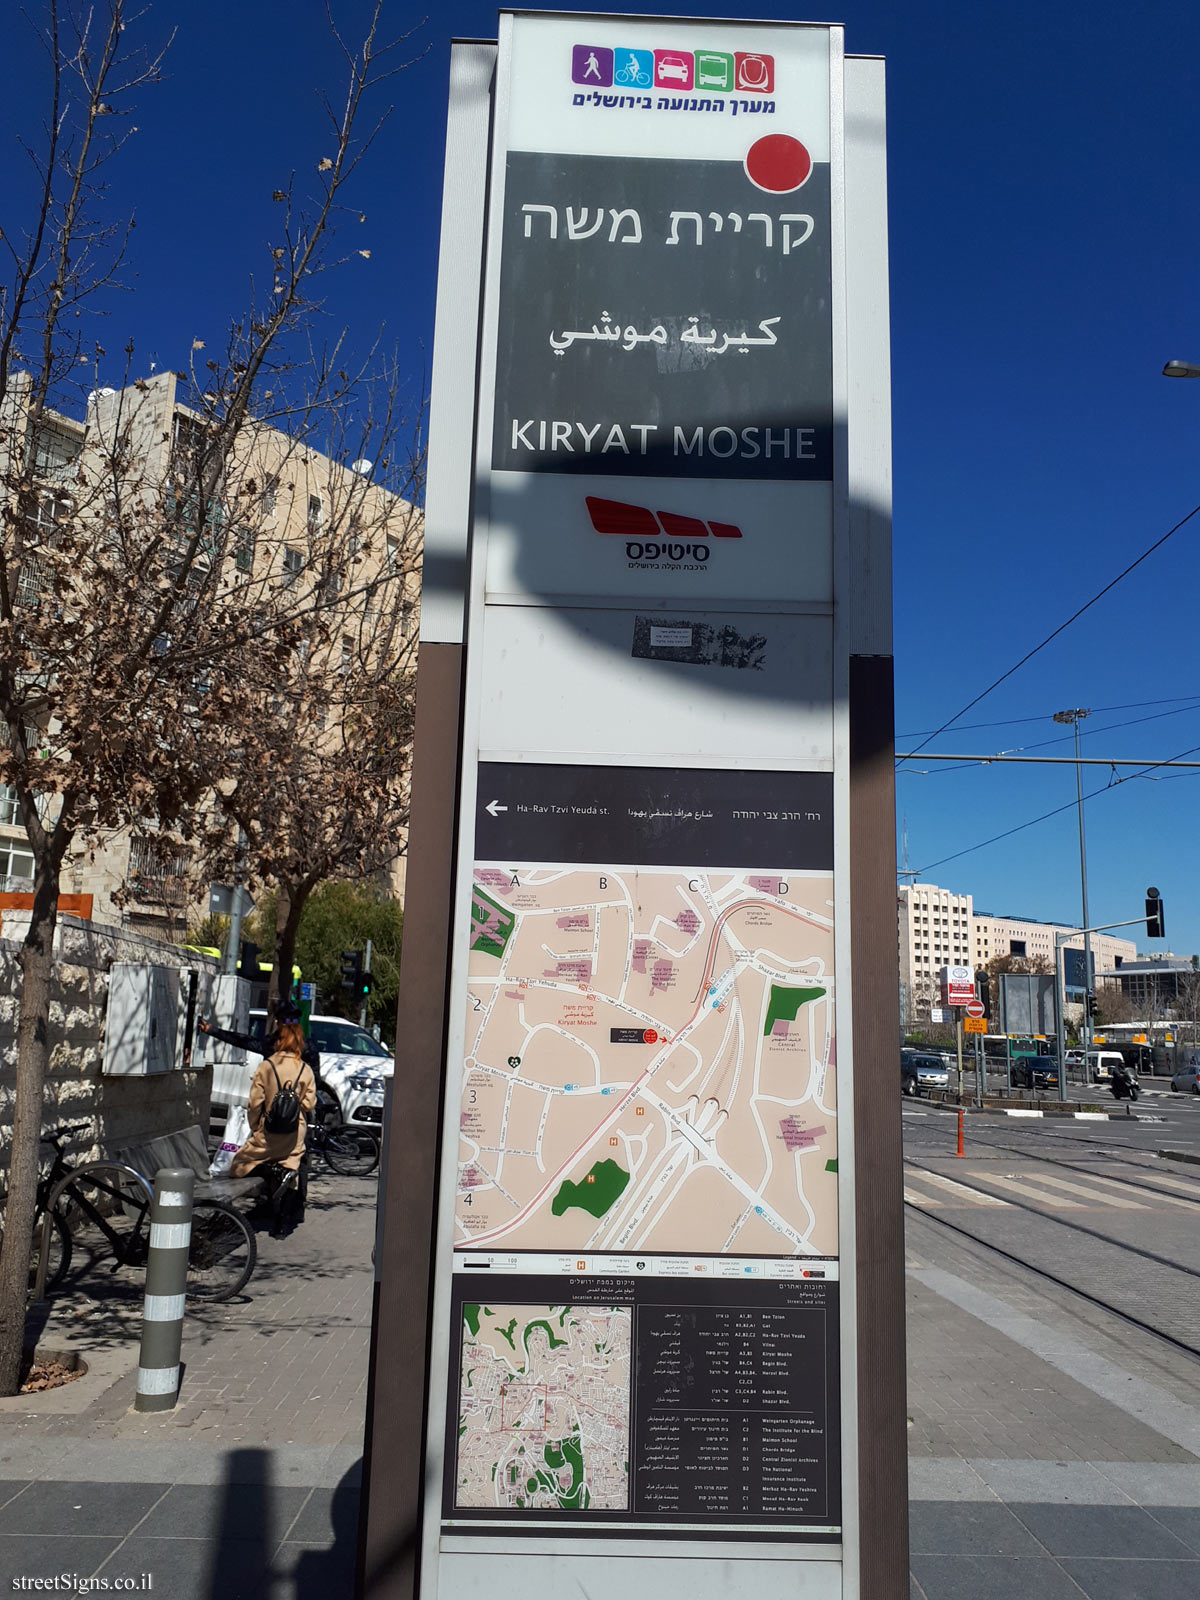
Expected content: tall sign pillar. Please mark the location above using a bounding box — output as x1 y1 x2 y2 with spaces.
361 14 902 1599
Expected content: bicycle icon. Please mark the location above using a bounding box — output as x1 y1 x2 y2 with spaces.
614 49 652 89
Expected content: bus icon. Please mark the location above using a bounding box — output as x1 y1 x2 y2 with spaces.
695 52 732 91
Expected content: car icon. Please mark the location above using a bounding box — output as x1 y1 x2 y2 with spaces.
657 54 690 84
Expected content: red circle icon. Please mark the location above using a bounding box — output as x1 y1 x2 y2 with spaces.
744 134 812 194
966 1000 985 1018
643 1028 658 1044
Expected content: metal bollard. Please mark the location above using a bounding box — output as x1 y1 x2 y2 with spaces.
955 1106 965 1158
134 1167 194 1413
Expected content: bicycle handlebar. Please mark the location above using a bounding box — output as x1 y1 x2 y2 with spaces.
41 1123 90 1145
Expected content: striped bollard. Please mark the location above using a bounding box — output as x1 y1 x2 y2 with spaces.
134 1167 194 1412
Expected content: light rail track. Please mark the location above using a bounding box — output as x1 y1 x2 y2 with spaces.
904 1160 1200 1362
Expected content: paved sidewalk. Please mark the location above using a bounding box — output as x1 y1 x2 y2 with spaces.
907 1210 1200 1598
3 1164 1200 1596
0 1173 376 1597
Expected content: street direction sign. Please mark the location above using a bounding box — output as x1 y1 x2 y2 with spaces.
964 1016 987 1035
965 999 985 1018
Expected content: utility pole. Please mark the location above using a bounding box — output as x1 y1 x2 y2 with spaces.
1053 708 1092 1060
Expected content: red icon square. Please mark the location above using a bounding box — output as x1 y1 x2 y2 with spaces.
735 52 774 93
654 51 693 90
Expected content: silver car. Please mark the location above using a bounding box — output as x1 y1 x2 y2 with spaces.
1170 1060 1200 1095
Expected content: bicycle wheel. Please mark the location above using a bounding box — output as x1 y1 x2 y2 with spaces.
323 1126 380 1177
187 1201 256 1301
1 1210 71 1296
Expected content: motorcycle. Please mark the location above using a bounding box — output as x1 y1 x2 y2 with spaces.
1109 1063 1140 1102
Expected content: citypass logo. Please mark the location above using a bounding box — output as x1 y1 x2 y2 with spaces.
586 494 743 571
572 44 775 97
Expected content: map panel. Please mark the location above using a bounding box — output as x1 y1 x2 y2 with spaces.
458 865 836 1256
455 1302 631 1511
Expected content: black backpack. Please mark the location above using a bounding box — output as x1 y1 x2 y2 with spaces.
263 1059 308 1136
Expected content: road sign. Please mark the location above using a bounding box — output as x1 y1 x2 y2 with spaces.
965 999 985 1019
941 964 975 1007
964 1016 987 1035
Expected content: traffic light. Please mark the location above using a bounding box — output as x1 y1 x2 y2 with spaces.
360 969 373 1000
1145 887 1165 940
340 949 363 992
1086 990 1098 1018
236 940 260 978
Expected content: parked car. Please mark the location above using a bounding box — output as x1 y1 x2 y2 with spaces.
902 1051 949 1097
1170 1059 1200 1095
1086 1050 1125 1084
211 1010 394 1126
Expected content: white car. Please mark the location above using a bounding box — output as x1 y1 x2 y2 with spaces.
210 1010 393 1127
656 55 690 84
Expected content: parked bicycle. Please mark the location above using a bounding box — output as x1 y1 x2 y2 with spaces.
3 1123 256 1301
308 1118 380 1177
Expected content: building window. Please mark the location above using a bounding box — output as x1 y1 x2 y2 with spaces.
400 600 415 638
307 495 322 533
385 534 401 575
1009 939 1027 958
281 547 303 585
1 834 35 886
0 785 24 827
233 525 256 573
32 424 79 481
340 636 353 674
128 834 190 907
262 474 279 514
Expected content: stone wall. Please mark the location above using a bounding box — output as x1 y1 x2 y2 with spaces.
0 914 214 1185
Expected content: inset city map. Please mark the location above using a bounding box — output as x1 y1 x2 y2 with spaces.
455 1303 631 1511
458 866 837 1256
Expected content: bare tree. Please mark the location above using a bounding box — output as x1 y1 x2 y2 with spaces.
0 0 419 1395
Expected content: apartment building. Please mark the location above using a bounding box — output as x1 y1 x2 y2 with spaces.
899 880 1138 1020
1 368 420 938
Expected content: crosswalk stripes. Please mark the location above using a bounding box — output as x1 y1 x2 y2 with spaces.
904 1161 1200 1214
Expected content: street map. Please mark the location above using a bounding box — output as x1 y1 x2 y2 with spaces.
458 866 837 1257
455 1302 631 1511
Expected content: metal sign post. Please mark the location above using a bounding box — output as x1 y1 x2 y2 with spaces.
361 15 900 1600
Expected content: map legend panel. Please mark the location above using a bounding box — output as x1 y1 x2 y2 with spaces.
444 1272 840 1539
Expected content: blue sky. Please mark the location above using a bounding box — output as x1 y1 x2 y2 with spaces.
3 1 1199 952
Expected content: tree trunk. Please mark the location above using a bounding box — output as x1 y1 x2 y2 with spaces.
0 855 60 1395
268 881 308 1021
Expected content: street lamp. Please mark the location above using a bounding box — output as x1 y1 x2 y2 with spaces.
1163 360 1200 379
1053 707 1093 1060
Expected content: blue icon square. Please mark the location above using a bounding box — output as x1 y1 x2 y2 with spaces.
572 45 612 88
613 48 654 90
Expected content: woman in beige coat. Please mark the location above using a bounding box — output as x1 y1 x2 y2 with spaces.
229 1022 316 1179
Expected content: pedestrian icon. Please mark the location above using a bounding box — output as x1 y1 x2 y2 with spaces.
572 44 613 87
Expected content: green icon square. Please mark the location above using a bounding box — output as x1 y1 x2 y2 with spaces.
694 51 734 92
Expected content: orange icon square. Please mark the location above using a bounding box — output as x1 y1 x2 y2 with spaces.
636 1106 645 1116
609 1136 619 1146
586 1174 596 1184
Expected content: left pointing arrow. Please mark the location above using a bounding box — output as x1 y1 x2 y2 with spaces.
485 800 508 817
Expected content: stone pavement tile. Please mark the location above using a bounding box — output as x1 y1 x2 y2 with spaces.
907 1458 994 1501
98 1536 270 1600
1061 1559 1200 1600
1091 1464 1200 1506
273 1538 357 1599
0 1479 169 1537
284 1485 360 1544
910 1553 1085 1599
136 1482 311 1543
909 1503 1046 1557
0 1533 120 1583
1145 1508 1200 1555
0 1484 31 1512
1011 1504 1195 1561
0 1439 76 1478
972 1460 1134 1505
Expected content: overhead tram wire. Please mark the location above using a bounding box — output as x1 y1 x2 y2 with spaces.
897 698 1200 777
896 694 1200 742
912 737 1200 876
896 501 1200 769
